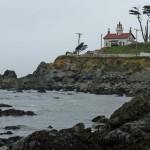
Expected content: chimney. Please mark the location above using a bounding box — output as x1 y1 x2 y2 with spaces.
129 27 132 33
108 28 110 34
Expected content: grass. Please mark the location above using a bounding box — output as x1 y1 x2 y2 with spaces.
100 42 150 54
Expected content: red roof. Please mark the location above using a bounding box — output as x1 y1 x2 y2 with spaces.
103 33 135 39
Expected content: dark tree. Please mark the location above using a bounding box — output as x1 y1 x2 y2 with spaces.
143 5 150 18
129 6 149 42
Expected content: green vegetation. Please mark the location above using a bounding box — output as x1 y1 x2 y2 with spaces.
100 42 150 54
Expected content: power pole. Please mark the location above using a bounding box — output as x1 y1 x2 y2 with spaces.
101 34 103 49
76 33 82 45
134 29 140 53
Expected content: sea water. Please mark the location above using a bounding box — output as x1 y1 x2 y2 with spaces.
0 90 131 138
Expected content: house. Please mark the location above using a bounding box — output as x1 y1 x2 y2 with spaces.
103 22 136 47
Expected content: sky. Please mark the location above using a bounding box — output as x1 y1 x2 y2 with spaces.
0 0 149 77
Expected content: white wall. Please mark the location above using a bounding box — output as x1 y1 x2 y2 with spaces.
140 52 150 57
104 38 129 47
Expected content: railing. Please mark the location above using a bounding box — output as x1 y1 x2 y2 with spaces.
61 53 150 58
80 53 140 57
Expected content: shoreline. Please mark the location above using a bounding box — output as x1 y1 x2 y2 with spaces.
0 94 149 149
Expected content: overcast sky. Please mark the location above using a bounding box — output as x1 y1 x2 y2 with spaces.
0 0 149 77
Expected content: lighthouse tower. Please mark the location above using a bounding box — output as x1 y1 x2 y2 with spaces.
116 22 123 35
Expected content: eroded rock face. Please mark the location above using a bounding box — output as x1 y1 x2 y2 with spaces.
3 70 17 79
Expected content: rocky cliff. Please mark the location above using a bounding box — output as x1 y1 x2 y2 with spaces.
0 56 150 96
55 55 150 72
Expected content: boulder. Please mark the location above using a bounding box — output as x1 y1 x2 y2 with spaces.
0 131 13 135
92 115 108 123
0 109 36 117
0 104 12 107
3 70 17 79
109 95 150 129
91 95 150 150
12 124 97 150
5 126 20 130
0 146 10 150
37 89 46 93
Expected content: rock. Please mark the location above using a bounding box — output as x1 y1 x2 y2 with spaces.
5 95 150 150
0 104 12 107
52 83 63 91
1 109 36 117
33 61 52 77
12 125 97 150
0 140 5 147
53 97 60 99
48 125 53 129
49 129 58 136
67 93 74 95
3 70 17 79
1 79 17 89
37 89 46 93
72 123 85 132
128 69 150 82
109 95 150 129
91 116 108 130
0 146 10 150
92 115 108 123
91 95 150 150
3 136 22 149
26 111 35 116
5 126 20 130
0 131 13 135
16 89 23 92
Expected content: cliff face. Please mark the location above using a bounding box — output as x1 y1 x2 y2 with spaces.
0 56 150 95
54 56 150 73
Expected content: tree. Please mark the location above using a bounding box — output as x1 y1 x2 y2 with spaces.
129 6 149 42
143 5 150 18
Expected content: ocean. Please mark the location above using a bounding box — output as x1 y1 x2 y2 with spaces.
0 90 131 138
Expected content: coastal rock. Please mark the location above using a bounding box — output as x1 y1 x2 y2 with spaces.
91 95 150 150
1 95 149 150
3 70 17 79
92 115 108 123
0 56 149 96
37 89 46 93
33 61 53 77
0 70 17 89
109 94 150 129
5 126 21 130
1 79 17 89
12 128 97 150
0 109 36 117
0 104 12 107
0 146 10 150
1 136 22 149
72 122 85 132
0 131 13 135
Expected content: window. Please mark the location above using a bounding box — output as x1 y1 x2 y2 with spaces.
129 37 130 41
